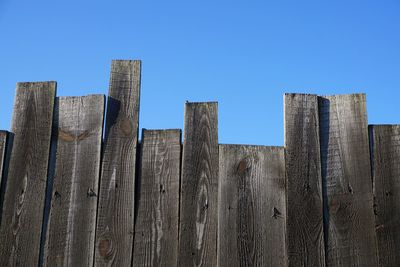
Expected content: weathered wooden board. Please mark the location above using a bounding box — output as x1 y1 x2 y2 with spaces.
178 102 219 266
43 95 105 266
94 60 141 266
218 145 287 266
319 94 378 266
133 129 181 266
0 82 56 266
0 131 7 191
369 125 400 266
284 93 325 267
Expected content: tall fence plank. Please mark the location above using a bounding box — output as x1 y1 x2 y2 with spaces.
133 129 181 266
0 131 7 191
218 145 287 266
43 95 105 266
0 82 56 266
95 60 141 266
319 94 378 266
178 102 219 266
369 125 400 266
284 94 325 266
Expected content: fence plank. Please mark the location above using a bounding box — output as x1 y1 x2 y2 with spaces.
133 129 181 266
369 125 400 266
218 145 287 266
0 131 7 191
0 82 56 266
43 95 105 266
178 102 218 266
319 94 378 266
284 93 325 266
95 60 141 266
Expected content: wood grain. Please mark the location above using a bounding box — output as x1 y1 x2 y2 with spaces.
43 95 105 266
319 94 378 266
369 125 400 266
218 145 287 267
178 102 218 267
94 60 141 266
133 129 181 266
284 93 325 267
0 82 56 266
0 131 7 192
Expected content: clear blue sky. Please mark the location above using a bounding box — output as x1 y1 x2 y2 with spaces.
1 0 399 146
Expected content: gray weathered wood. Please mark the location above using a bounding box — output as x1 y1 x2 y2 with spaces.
0 131 7 191
133 129 181 266
94 60 141 266
218 145 287 267
178 102 219 266
0 82 56 266
369 125 400 267
284 93 325 267
43 95 105 266
319 94 378 266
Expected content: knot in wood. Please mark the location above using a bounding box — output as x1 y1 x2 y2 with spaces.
87 188 97 197
98 238 113 259
119 117 133 136
237 158 250 176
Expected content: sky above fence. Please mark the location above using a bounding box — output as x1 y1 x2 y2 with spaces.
0 0 399 146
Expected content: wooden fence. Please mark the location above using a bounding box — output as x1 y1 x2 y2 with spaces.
0 59 398 267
